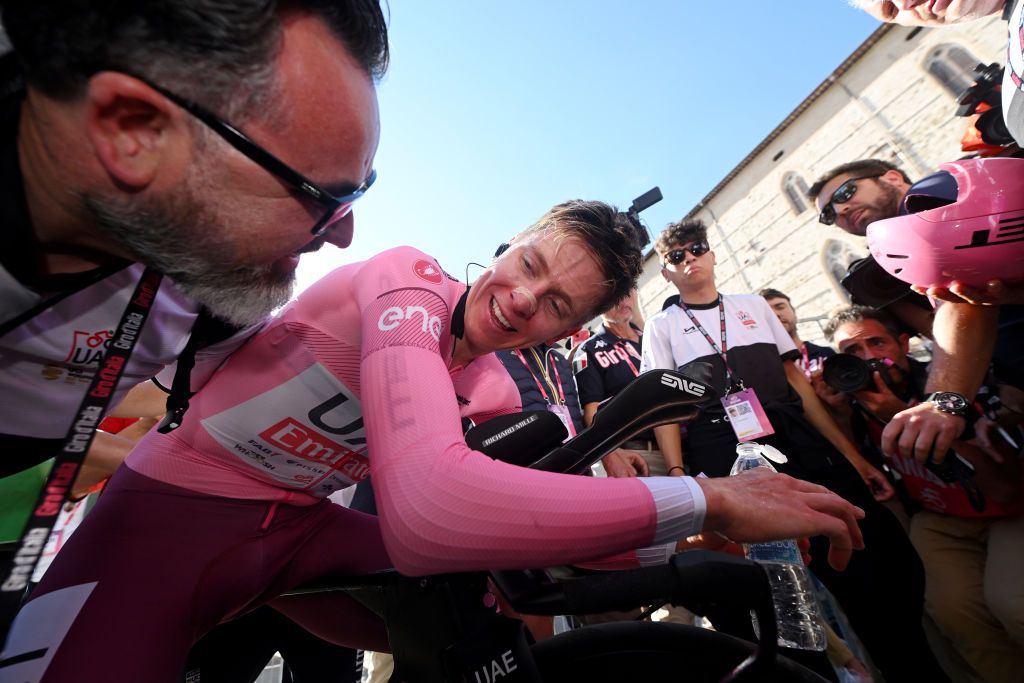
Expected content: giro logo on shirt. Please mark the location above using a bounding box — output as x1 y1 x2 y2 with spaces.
64 329 113 367
736 311 757 328
594 344 640 369
377 305 443 342
413 259 444 284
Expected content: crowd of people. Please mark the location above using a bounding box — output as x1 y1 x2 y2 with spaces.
0 1 1022 682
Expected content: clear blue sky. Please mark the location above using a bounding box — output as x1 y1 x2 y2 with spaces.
296 1 882 293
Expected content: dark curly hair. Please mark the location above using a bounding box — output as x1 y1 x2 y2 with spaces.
655 219 708 257
520 200 643 321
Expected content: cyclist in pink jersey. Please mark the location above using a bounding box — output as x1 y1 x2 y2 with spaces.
1 201 865 683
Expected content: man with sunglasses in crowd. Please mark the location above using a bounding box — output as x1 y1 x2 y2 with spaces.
808 159 911 238
808 159 935 337
640 219 948 682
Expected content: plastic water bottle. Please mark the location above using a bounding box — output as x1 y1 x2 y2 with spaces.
730 442 826 651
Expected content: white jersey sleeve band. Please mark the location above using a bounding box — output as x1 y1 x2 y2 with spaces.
638 476 706 546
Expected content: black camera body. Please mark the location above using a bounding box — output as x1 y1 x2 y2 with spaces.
822 354 903 394
840 256 913 309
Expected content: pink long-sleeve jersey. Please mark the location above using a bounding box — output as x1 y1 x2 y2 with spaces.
126 247 705 575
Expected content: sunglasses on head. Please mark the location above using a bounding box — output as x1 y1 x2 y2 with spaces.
663 241 710 266
818 173 883 226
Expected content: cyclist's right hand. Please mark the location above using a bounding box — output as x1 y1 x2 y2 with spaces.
695 469 865 571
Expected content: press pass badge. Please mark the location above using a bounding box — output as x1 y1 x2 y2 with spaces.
721 388 774 442
547 404 577 439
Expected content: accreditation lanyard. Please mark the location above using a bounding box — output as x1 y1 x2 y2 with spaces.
799 342 814 380
0 267 163 641
678 298 744 392
616 339 641 378
514 348 565 405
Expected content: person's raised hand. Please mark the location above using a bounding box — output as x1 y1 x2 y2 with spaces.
811 370 851 414
912 279 1024 306
881 401 966 465
852 370 908 423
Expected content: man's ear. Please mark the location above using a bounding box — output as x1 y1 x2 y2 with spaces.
897 333 911 355
85 72 192 189
881 169 909 191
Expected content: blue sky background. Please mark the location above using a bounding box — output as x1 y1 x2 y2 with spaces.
296 1 883 293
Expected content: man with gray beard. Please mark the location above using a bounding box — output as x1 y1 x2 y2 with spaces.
0 4 387 681
0 1 388 477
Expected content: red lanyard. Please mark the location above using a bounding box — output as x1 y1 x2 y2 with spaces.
514 348 565 405
678 297 744 391
617 339 641 377
0 267 163 638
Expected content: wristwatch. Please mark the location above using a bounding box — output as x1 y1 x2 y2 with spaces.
926 391 970 418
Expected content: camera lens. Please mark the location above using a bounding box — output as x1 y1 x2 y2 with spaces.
822 355 873 393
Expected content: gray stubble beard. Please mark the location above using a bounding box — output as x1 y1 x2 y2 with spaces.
81 181 294 327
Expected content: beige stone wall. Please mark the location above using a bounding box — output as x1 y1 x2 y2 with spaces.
637 18 1007 345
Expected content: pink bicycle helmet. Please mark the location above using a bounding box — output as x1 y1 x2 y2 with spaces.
866 157 1024 288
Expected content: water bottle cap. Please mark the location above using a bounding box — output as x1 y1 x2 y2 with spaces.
760 444 788 465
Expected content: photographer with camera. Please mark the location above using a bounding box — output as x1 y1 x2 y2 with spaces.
821 304 1024 683
816 307 927 451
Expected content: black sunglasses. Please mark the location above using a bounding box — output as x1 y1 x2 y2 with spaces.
663 241 710 266
138 76 376 236
818 174 882 226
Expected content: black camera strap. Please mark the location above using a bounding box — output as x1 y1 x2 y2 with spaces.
0 267 163 642
678 297 744 392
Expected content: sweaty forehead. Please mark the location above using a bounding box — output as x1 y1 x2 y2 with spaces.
262 14 380 184
835 319 890 344
539 235 607 308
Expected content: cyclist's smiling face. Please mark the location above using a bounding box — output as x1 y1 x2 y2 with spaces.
464 231 607 356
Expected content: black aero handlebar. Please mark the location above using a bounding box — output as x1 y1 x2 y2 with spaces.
528 369 713 474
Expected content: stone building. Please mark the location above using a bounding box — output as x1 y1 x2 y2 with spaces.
636 17 1008 344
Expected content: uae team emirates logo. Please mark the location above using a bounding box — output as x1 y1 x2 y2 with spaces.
413 259 444 284
258 417 370 481
65 329 114 367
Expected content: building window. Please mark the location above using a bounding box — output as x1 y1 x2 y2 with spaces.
924 43 980 97
820 238 867 302
782 172 810 215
